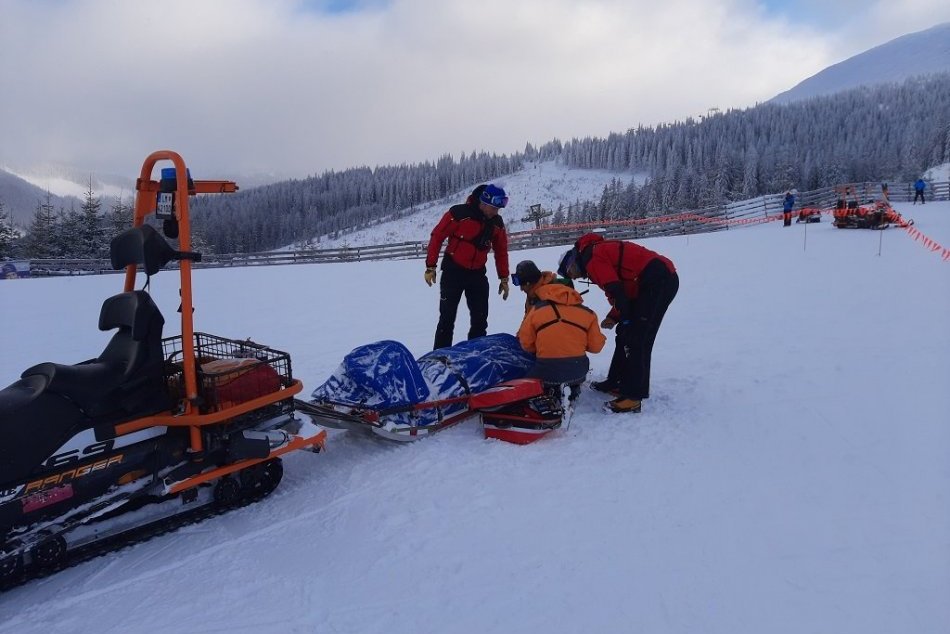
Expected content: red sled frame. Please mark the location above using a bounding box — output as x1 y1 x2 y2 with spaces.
296 378 557 443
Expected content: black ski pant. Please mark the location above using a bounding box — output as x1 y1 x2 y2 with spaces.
433 260 489 350
914 190 925 204
605 259 679 400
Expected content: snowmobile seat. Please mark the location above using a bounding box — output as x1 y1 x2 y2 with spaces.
0 373 88 485
20 291 168 421
110 224 179 276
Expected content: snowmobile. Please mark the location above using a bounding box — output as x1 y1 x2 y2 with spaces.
297 335 570 444
832 200 894 229
0 151 325 585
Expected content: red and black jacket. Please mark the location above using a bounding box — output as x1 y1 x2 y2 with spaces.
574 233 675 320
426 203 509 278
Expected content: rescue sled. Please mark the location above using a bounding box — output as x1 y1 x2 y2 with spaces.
298 335 570 444
298 377 567 444
0 151 325 583
795 207 821 223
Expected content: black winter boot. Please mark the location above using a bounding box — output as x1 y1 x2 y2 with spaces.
590 380 620 396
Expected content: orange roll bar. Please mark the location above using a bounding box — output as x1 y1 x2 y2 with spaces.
126 150 238 455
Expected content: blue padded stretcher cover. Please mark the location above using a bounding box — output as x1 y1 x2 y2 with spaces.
310 333 534 427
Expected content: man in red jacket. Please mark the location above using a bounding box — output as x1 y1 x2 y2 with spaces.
425 184 510 350
559 233 678 413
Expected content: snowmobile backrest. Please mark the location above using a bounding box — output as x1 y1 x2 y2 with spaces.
110 224 178 276
97 290 165 380
99 291 163 341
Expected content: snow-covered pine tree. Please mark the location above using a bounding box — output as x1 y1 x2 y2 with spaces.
53 204 83 258
22 191 58 258
107 196 132 240
0 200 17 259
77 180 105 258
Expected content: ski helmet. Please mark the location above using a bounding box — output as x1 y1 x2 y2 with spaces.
513 260 542 287
479 184 508 208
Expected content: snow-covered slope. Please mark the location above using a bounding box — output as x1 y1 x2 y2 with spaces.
770 22 950 104
0 202 948 633
0 163 133 201
925 161 950 182
297 160 643 249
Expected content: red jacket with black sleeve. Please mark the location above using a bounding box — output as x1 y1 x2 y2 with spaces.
426 203 509 278
575 233 675 320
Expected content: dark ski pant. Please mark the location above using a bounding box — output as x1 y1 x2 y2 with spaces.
914 190 925 204
783 211 792 226
433 261 489 350
606 259 679 400
529 356 588 402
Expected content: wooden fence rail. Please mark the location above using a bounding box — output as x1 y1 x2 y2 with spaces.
19 180 948 277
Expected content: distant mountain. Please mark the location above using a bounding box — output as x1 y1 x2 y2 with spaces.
0 161 138 226
2 161 133 197
0 170 82 226
770 22 950 104
0 160 288 227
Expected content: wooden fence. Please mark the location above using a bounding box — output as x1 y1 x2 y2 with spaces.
20 180 949 276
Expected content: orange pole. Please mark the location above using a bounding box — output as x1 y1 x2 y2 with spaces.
128 151 198 449
123 152 240 456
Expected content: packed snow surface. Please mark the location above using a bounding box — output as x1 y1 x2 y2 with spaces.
0 201 948 633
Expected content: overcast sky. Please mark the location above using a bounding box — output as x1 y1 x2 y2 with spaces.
1 0 948 181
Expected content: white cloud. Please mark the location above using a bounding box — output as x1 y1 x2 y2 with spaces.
0 0 947 180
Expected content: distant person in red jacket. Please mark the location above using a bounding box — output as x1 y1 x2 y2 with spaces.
425 184 510 350
559 233 678 413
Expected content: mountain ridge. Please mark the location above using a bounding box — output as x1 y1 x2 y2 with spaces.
770 22 950 104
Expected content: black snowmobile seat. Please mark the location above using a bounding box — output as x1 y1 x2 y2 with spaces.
0 374 87 486
110 224 178 276
0 290 168 484
20 290 167 419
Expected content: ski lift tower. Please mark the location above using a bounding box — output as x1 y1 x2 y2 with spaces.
522 203 553 230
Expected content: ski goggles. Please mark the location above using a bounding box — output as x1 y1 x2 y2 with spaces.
511 273 539 287
483 194 508 208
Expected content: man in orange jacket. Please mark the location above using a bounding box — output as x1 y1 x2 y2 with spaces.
514 260 606 393
425 184 510 350
559 233 678 413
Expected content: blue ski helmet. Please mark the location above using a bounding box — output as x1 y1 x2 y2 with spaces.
479 184 508 209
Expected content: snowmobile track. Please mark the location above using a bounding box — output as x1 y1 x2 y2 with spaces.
0 478 278 594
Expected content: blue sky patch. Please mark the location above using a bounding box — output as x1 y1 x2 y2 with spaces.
298 0 388 14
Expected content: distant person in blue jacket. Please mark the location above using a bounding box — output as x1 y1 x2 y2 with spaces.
913 178 926 204
782 190 795 227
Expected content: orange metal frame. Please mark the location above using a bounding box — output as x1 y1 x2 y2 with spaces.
166 429 326 495
125 150 299 456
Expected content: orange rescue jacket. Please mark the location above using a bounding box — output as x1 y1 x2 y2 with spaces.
517 283 606 359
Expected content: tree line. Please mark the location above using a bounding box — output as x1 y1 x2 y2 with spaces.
2 73 948 260
552 74 950 224
0 186 132 260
